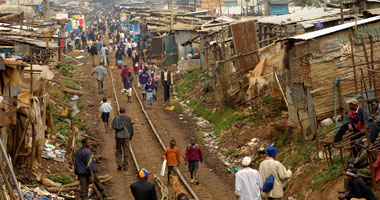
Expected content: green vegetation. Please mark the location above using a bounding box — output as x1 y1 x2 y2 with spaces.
176 70 202 96
311 158 343 189
226 148 240 158
58 62 74 77
285 140 316 168
61 79 79 89
176 70 250 137
47 175 75 185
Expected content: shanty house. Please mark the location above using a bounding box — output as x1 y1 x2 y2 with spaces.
284 16 380 138
253 7 352 48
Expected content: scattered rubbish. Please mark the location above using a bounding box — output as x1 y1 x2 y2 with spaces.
75 56 85 59
70 95 80 116
161 159 167 177
321 118 333 127
21 185 67 200
165 106 175 111
42 144 66 162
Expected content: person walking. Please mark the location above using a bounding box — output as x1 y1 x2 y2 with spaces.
100 44 109 66
115 46 124 68
162 139 181 184
75 138 105 200
132 49 140 75
90 42 98 67
111 107 133 171
235 157 263 200
145 78 154 107
161 67 173 101
96 40 102 64
185 136 203 185
100 97 112 133
259 146 292 200
139 68 150 100
120 65 133 103
130 168 158 200
92 65 107 94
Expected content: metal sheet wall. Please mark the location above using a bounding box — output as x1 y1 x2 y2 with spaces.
231 21 259 70
164 35 178 66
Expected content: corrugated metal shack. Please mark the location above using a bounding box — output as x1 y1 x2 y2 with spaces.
284 16 380 138
201 20 286 106
252 7 353 48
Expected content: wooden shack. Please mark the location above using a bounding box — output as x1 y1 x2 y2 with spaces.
284 16 380 138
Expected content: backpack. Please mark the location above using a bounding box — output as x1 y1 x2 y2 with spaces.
262 174 274 192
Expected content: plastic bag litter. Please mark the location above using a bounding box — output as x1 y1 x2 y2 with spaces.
160 159 167 177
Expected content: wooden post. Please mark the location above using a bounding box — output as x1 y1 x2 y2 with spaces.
90 171 103 200
360 36 372 89
367 149 376 190
337 80 346 121
340 0 344 24
327 145 333 166
369 35 377 96
0 163 16 200
313 105 320 160
170 0 175 31
29 47 36 170
349 29 358 93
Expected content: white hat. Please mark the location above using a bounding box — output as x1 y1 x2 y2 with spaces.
241 156 252 167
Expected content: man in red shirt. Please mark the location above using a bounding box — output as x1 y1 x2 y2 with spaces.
333 98 370 143
185 136 203 185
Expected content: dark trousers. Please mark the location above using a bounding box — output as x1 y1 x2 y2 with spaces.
163 82 170 101
78 173 104 200
97 80 104 94
370 122 380 143
333 122 361 142
115 138 129 169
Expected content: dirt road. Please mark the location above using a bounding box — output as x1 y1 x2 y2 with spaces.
74 49 235 199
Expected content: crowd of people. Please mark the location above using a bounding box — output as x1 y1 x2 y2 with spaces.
71 10 380 200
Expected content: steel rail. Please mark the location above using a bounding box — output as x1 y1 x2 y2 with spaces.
131 85 200 200
108 65 169 199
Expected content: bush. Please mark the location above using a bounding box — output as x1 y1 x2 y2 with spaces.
47 175 75 185
58 62 74 77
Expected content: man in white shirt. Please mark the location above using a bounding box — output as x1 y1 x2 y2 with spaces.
100 44 109 66
235 157 262 200
100 97 112 133
259 146 292 200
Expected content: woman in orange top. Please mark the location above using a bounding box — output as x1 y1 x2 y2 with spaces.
162 139 181 184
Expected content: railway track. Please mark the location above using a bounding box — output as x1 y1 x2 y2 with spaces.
107 64 199 200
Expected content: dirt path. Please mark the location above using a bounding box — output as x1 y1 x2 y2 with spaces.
126 63 236 198
72 45 235 199
75 52 136 199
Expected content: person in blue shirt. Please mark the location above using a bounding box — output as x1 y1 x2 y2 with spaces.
145 78 154 107
75 138 105 200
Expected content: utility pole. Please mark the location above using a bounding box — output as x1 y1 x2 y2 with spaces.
340 0 344 24
194 0 196 12
170 0 174 31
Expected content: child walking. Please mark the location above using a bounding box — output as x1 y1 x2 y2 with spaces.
162 139 181 184
145 78 154 107
185 136 203 185
100 97 112 134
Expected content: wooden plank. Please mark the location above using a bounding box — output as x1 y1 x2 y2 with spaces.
231 21 258 70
